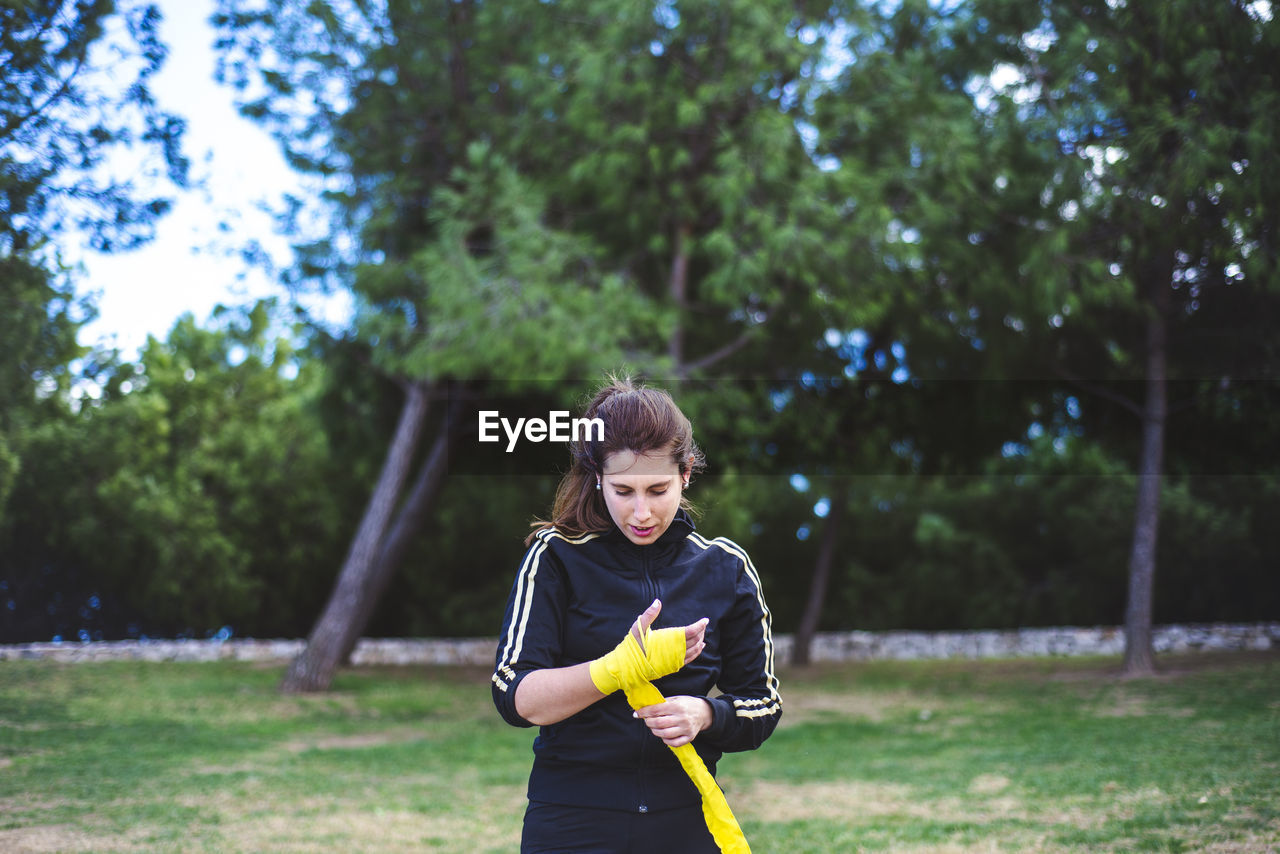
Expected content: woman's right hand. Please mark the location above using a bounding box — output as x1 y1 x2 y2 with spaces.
631 598 708 665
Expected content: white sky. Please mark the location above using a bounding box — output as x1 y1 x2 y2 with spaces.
74 0 312 360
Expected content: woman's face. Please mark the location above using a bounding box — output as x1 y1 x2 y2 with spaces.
600 449 685 546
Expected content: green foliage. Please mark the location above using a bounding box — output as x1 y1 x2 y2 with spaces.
1 0 191 634
8 0 1277 644
708 423 1277 635
213 0 860 384
0 0 188 255
511 0 837 311
0 303 350 640
1155 475 1280 622
370 473 555 638
0 256 87 420
815 0 1280 402
360 144 669 382
0 255 89 520
770 0 1280 637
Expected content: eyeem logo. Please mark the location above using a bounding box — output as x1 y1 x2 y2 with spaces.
478 410 604 453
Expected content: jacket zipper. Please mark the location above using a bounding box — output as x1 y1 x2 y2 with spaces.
637 546 655 813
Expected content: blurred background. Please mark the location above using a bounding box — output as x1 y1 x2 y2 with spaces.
3 1 1277 677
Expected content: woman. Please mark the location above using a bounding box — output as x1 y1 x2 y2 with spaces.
492 375 782 853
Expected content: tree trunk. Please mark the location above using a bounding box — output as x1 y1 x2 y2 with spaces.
281 380 432 693
1122 281 1170 678
335 396 461 664
669 223 690 370
793 485 848 667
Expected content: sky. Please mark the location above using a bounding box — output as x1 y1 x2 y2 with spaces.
73 0 318 360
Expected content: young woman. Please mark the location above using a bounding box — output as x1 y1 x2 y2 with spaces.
492 376 781 853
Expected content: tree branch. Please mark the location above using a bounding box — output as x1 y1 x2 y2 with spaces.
1053 364 1143 418
681 309 772 377
0 52 87 144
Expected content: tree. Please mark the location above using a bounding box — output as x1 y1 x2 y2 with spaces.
0 255 84 515
961 0 1278 674
216 0 671 691
1 0 187 255
2 0 187 592
214 0 855 691
721 2 1061 663
816 0 1280 674
0 301 350 642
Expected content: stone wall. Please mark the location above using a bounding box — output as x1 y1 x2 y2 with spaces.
3 622 1276 666
771 622 1280 664
0 637 498 666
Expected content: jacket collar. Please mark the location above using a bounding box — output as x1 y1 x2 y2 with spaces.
604 508 695 556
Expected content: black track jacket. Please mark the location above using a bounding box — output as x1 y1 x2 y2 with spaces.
492 511 782 813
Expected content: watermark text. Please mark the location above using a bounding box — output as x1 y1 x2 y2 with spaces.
478 410 604 453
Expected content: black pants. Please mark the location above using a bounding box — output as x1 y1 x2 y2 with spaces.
521 800 720 854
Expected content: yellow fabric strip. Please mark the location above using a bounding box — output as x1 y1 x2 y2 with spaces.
588 623 684 696
590 625 751 853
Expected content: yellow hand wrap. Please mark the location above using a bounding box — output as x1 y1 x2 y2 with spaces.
590 623 752 854
589 623 685 696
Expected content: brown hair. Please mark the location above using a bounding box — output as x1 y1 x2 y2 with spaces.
527 374 706 544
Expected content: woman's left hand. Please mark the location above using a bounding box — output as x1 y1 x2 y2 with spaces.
634 696 713 748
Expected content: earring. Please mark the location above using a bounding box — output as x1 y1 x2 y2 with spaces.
596 480 601 491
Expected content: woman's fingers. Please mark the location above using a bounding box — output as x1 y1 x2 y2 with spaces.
635 697 713 747
630 598 663 650
631 604 707 661
684 616 708 641
639 598 662 630
683 617 708 662
637 711 689 744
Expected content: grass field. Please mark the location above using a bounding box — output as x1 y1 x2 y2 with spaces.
1 651 1277 853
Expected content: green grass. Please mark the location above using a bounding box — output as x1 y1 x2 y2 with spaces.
2 652 1277 852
